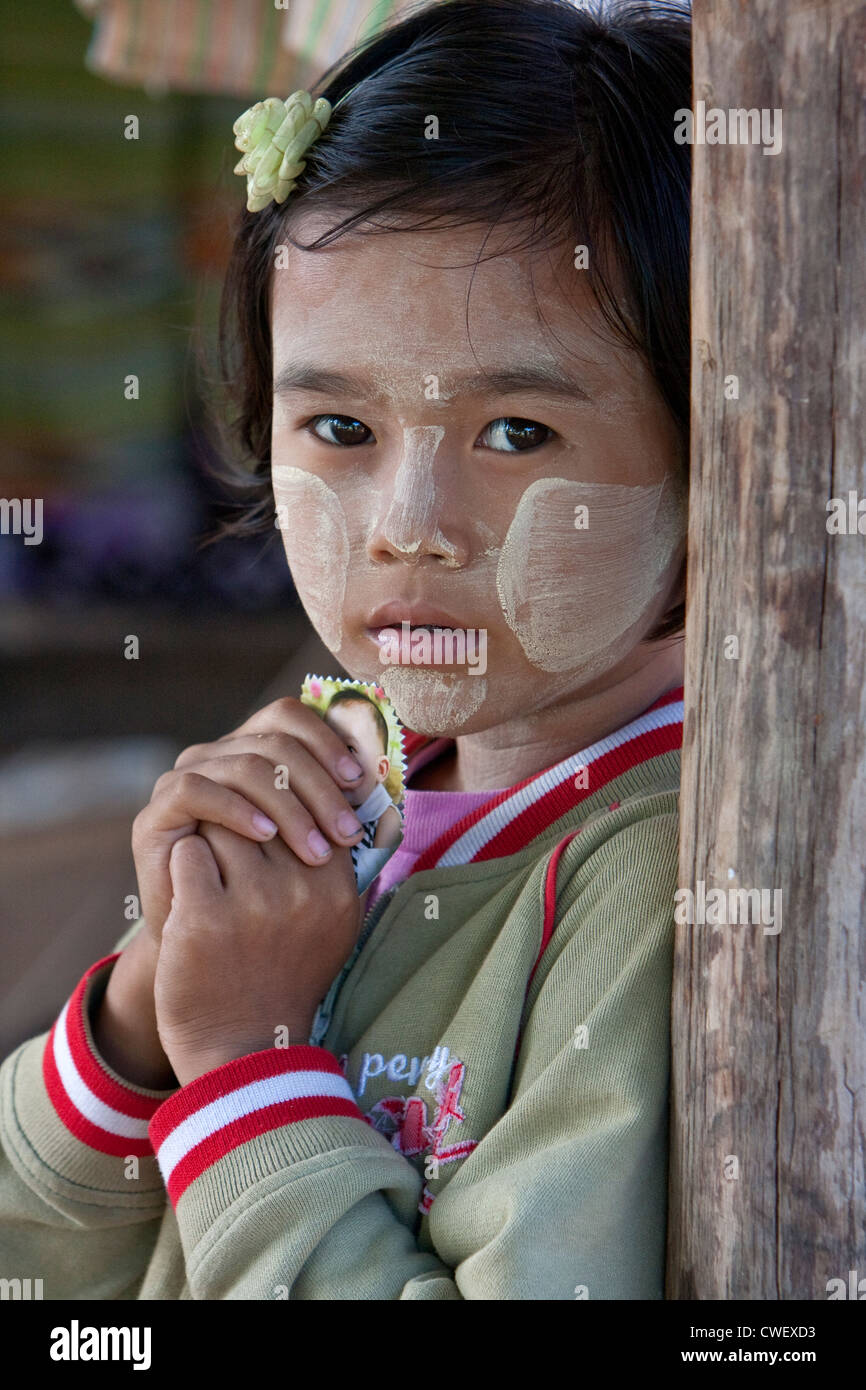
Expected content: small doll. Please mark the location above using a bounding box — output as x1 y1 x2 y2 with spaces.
300 675 405 895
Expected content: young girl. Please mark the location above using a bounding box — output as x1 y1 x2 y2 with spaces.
0 0 692 1299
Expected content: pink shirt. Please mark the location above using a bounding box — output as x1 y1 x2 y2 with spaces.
366 786 507 911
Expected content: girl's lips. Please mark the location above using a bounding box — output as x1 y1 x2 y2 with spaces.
366 625 441 650
365 601 466 631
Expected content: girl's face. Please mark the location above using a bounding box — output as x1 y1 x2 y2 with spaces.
271 215 687 736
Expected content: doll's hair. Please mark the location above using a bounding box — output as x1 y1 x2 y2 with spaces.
324 689 390 758
205 0 692 640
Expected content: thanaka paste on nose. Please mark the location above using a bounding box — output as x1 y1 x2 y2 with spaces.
379 425 459 564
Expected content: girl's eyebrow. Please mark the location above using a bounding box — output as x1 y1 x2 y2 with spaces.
273 362 593 404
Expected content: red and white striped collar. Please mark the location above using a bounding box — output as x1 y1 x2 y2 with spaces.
398 685 683 876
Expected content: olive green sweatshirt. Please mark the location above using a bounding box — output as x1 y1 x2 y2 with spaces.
0 688 683 1300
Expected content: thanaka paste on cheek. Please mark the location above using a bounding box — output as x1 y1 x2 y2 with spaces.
496 473 687 677
272 464 349 652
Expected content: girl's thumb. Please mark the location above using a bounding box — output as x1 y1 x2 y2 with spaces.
168 833 220 899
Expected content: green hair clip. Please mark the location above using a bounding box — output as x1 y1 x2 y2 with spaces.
233 90 332 213
300 674 407 804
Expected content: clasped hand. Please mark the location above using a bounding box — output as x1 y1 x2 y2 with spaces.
129 698 368 1086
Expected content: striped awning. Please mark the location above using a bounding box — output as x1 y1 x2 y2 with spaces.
73 0 407 98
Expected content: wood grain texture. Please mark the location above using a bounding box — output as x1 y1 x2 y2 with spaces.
666 1 866 1298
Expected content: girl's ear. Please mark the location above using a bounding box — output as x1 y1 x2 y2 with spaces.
378 755 390 780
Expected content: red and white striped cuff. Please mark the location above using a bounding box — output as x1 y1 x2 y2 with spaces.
42 954 169 1157
149 1045 364 1206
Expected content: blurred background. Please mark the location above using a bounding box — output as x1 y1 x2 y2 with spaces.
0 0 405 1055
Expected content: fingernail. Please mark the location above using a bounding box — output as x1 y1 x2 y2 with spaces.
307 828 331 858
338 810 363 836
338 755 364 780
252 813 279 837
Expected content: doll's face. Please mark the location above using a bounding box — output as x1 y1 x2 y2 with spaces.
271 215 686 736
323 700 389 807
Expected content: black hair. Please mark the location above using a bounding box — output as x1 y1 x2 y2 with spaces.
205 0 692 639
325 688 390 756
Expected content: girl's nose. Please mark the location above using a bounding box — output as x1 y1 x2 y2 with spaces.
366 425 470 568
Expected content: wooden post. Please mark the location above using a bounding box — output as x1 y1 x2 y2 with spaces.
666 1 866 1299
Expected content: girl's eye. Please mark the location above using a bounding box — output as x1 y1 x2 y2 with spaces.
477 418 554 453
308 414 373 447
305 413 551 452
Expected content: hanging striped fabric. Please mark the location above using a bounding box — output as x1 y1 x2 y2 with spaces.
74 0 408 97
